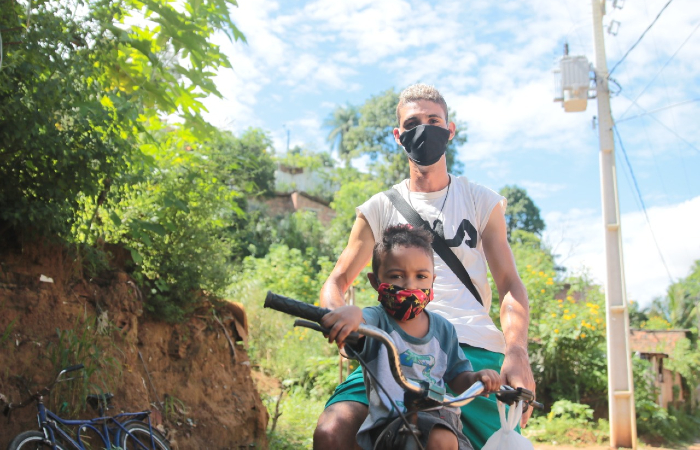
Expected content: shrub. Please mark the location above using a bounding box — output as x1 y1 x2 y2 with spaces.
525 400 609 445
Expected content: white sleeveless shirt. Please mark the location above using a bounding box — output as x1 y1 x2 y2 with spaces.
357 175 507 354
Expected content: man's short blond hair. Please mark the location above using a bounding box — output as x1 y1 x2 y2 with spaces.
395 84 449 125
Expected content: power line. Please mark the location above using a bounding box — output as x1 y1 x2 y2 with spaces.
618 19 700 120
609 0 675 76
618 93 700 154
616 97 700 123
612 125 674 284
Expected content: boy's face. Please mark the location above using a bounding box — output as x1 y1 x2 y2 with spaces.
368 245 436 290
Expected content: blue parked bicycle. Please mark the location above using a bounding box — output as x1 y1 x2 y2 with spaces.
3 364 171 450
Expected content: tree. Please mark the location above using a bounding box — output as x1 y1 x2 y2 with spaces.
340 89 466 183
499 185 545 240
0 0 244 236
324 104 359 165
209 128 277 198
648 260 700 332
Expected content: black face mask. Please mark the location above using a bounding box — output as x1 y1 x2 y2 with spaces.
399 124 451 166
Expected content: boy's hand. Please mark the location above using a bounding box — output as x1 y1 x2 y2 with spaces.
320 305 363 349
475 369 501 392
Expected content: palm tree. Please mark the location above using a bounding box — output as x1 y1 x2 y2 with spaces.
324 104 359 166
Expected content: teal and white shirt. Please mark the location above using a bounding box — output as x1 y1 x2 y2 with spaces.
354 306 473 450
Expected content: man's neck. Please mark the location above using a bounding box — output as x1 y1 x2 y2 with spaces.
408 161 450 193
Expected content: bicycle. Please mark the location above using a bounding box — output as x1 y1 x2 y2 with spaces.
263 291 543 450
3 364 171 450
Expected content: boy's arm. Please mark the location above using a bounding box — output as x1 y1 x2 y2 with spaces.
447 369 501 396
320 305 364 349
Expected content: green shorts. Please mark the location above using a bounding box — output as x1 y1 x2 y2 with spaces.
325 344 518 450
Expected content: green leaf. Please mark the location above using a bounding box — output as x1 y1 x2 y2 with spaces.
109 212 122 226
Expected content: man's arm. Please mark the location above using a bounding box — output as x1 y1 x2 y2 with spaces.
482 205 536 427
319 212 375 343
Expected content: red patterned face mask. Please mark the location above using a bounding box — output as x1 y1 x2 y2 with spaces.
377 283 433 322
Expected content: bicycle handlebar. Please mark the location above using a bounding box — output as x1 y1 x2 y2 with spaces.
3 364 86 416
264 291 489 407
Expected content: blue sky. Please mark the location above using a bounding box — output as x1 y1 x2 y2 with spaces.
202 0 700 308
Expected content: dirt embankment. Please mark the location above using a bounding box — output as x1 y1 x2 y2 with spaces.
0 238 268 449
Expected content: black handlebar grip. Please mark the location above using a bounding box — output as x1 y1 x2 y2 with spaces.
264 291 331 323
63 364 84 373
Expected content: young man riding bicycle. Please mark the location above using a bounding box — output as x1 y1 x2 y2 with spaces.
314 84 535 450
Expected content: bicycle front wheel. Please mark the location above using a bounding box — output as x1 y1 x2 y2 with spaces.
119 422 171 450
7 430 68 450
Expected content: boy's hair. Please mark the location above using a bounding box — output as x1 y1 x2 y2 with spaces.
395 84 449 125
372 225 434 275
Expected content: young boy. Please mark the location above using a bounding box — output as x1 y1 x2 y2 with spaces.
321 225 501 450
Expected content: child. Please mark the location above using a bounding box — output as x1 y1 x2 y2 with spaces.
321 225 501 450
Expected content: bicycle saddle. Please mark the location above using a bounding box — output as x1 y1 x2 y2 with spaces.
86 393 114 411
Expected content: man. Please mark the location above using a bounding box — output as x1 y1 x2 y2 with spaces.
314 84 534 450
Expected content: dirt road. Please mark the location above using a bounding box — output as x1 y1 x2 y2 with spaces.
534 444 700 450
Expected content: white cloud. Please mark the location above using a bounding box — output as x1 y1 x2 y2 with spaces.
544 196 700 308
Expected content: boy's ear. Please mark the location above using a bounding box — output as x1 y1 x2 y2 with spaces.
367 272 379 290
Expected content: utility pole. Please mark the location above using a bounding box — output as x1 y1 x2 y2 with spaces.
590 0 637 447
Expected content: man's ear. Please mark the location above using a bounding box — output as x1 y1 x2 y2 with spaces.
448 121 456 140
393 128 402 145
367 272 379 290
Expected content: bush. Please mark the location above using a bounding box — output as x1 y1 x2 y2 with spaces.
525 400 609 445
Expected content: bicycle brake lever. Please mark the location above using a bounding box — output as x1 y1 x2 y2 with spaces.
293 319 361 345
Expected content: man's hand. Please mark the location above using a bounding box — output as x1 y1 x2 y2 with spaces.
500 346 536 427
320 305 363 349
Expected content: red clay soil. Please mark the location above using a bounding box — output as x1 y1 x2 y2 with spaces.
0 237 268 449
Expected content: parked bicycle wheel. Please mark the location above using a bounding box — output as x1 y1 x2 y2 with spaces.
119 422 171 450
7 431 68 450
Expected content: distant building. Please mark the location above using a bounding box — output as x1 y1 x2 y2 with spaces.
262 191 335 227
629 329 691 409
256 164 337 227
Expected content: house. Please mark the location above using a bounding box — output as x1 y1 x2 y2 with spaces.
262 191 336 227
629 329 690 408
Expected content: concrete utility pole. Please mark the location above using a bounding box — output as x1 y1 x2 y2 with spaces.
590 0 637 447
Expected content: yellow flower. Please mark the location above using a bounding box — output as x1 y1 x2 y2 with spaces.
566 295 573 301
314 302 319 306
581 333 587 338
551 313 557 318
526 264 532 269
563 315 571 320
557 299 563 303
541 289 545 293
554 329 559 333
564 309 569 313
539 271 545 276
546 281 554 285
558 304 563 308
571 314 576 318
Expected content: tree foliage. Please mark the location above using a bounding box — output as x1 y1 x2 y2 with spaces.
499 185 545 240
0 0 243 235
648 260 700 332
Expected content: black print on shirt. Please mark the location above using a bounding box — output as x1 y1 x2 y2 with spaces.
432 219 477 249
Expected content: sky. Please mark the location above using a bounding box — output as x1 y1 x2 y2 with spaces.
202 0 700 309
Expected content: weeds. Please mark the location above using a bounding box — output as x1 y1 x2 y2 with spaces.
524 399 609 445
163 394 188 422
46 316 122 415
